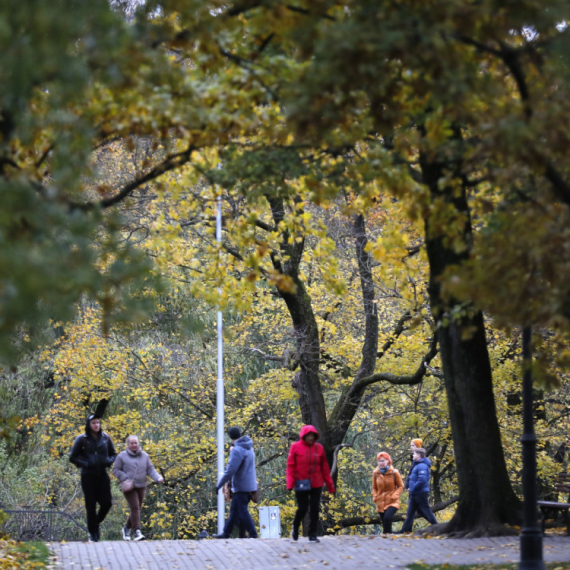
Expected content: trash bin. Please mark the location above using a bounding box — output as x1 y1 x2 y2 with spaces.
258 506 281 538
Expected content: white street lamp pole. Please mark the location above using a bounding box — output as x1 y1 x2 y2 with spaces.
216 194 225 533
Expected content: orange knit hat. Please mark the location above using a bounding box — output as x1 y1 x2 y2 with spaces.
376 452 392 465
411 438 423 448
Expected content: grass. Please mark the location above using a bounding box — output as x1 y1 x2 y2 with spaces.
14 542 50 565
0 539 50 568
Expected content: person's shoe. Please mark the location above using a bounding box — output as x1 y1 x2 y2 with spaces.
133 529 145 541
291 528 299 541
88 533 99 542
308 536 320 543
213 533 229 539
122 526 131 541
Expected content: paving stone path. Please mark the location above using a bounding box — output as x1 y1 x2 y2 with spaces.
49 535 570 569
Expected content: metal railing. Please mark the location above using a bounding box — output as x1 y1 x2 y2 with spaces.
0 506 88 542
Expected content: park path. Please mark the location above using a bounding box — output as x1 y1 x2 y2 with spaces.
49 535 570 569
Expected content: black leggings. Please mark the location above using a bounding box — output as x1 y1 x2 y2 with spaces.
379 506 398 534
81 472 113 535
293 487 322 538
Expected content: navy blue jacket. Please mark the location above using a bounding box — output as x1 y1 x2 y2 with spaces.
405 456 431 490
408 457 431 495
216 436 257 493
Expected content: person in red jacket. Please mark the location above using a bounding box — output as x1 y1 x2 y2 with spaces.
286 425 335 543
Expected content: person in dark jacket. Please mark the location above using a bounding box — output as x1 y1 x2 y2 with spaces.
400 448 437 533
69 414 117 542
214 427 258 539
286 425 335 543
404 438 423 491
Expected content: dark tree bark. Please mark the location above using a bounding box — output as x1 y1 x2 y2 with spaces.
419 141 522 535
262 198 437 468
327 213 378 451
266 196 328 441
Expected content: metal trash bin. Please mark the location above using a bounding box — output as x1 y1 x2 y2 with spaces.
258 506 281 538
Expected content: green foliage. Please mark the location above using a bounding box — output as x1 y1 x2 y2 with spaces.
0 539 49 568
2 0 570 538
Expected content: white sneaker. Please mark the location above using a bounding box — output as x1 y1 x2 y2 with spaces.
122 526 131 541
133 529 145 541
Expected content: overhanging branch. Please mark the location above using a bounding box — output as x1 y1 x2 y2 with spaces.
355 334 439 390
71 145 195 211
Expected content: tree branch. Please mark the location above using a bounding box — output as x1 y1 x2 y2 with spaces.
334 496 459 529
377 310 412 359
355 334 439 389
71 145 195 210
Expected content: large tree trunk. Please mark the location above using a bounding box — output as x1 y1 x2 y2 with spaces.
266 196 328 442
327 213 378 454
421 146 522 535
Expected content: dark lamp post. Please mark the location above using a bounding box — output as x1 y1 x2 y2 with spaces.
519 326 545 570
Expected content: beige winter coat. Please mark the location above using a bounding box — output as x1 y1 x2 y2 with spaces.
113 448 161 489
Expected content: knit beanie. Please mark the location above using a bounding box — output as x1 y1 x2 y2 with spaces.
227 427 242 440
413 447 426 458
411 438 423 448
376 452 392 465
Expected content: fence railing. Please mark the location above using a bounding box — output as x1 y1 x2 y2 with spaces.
0 506 87 542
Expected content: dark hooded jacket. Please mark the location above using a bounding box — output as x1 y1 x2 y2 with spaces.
405 455 431 490
216 435 257 493
408 457 432 495
69 417 117 476
286 425 335 493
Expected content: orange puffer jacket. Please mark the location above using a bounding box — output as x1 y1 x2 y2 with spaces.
372 466 404 513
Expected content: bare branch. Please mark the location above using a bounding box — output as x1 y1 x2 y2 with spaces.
355 334 439 389
377 310 412 359
71 145 195 210
330 430 370 477
248 347 284 362
334 496 459 529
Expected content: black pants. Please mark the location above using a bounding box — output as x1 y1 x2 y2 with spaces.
379 506 398 534
223 491 258 538
400 492 437 532
81 472 113 535
293 487 322 538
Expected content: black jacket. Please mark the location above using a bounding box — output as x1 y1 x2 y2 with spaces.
70 429 117 476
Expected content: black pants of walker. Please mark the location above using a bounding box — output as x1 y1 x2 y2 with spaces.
293 487 322 538
223 491 258 538
400 492 437 532
81 472 113 536
379 506 398 534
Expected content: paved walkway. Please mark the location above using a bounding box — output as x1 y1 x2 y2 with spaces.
49 535 570 569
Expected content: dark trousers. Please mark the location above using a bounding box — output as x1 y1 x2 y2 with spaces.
293 487 322 538
400 492 437 532
379 506 398 534
124 487 146 531
81 472 113 535
223 491 258 538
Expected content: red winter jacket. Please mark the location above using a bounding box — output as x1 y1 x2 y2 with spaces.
286 425 335 493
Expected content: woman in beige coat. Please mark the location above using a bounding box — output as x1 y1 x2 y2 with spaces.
372 452 404 534
113 435 164 541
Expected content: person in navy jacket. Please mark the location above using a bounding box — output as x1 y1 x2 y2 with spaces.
400 447 437 533
214 427 258 539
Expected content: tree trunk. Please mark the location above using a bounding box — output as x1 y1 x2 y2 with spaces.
328 213 378 454
421 146 522 535
266 196 328 441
